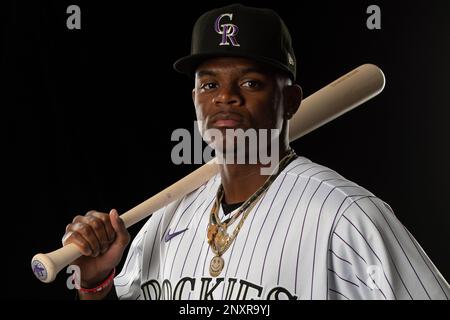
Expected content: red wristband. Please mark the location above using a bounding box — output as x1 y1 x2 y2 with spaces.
78 268 116 294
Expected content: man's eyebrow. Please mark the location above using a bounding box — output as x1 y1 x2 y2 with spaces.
239 67 268 75
196 67 268 78
196 70 217 78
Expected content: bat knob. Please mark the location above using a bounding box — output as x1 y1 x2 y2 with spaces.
31 253 57 283
31 244 82 283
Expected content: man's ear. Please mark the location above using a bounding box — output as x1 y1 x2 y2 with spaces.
284 84 303 120
192 88 196 105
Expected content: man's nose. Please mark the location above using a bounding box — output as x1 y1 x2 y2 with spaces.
213 84 243 107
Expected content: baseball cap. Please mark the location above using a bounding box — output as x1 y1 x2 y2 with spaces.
173 3 297 81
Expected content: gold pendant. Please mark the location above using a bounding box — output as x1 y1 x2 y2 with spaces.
209 255 225 277
207 224 218 245
214 228 229 251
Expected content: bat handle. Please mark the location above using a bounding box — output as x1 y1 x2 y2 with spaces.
31 243 82 283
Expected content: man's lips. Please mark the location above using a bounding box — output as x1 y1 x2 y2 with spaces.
210 113 243 128
213 119 241 128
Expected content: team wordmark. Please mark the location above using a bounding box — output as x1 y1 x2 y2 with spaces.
141 277 298 300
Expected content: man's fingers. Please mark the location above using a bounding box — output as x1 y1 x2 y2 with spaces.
63 209 128 258
91 211 116 243
62 231 93 256
84 212 115 253
86 211 116 244
71 223 102 257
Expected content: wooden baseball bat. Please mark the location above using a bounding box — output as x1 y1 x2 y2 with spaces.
31 63 385 283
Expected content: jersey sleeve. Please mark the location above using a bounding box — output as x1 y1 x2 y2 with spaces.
113 218 151 300
327 196 450 300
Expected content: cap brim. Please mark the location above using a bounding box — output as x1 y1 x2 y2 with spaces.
173 53 295 80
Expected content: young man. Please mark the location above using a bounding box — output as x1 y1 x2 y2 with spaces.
62 4 450 300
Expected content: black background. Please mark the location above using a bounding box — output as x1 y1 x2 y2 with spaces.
3 0 450 299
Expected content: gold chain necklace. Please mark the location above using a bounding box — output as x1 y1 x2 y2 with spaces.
207 149 297 277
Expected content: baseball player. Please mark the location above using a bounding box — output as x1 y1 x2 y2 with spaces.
62 4 450 300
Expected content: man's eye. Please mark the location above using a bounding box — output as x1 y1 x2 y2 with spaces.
242 80 260 88
200 83 218 90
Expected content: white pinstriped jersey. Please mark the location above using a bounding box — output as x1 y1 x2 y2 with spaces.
114 156 450 300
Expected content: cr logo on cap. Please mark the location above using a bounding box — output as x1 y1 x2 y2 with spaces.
214 13 240 47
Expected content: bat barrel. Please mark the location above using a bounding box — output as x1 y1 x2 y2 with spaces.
289 64 385 141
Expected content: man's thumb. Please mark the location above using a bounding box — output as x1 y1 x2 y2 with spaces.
109 209 130 246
